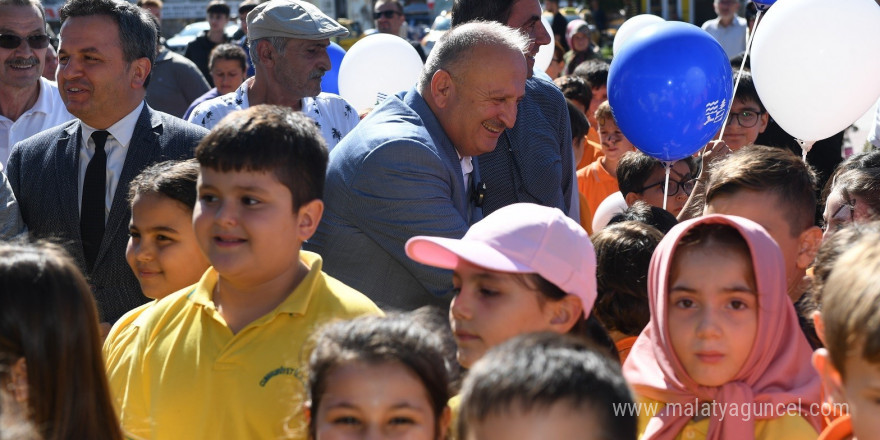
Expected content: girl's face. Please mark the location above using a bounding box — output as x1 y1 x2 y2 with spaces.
314 360 442 440
571 31 590 52
449 260 560 369
126 193 210 300
667 245 758 387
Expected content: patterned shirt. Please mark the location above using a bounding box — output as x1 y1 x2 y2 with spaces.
187 79 359 149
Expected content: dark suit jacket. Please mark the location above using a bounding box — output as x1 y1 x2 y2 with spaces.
305 89 481 311
7 104 208 323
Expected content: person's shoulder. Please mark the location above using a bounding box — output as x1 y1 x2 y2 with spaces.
755 412 820 440
13 119 76 151
148 106 210 138
188 92 242 127
133 283 203 336
303 251 383 317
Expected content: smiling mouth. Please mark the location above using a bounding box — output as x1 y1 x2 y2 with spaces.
482 121 503 134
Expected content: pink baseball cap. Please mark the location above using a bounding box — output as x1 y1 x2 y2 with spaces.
405 203 597 316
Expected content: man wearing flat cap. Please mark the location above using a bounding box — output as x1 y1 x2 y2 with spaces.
188 0 358 148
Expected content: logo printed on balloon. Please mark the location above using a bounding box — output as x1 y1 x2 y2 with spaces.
704 99 727 125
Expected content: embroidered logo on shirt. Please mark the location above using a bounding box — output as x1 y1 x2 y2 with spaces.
259 365 304 387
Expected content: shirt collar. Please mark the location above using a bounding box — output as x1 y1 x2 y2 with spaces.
80 101 144 149
20 77 57 117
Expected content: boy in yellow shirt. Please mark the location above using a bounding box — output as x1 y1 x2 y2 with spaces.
106 105 382 439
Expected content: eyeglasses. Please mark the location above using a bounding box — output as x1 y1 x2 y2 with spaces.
374 10 401 19
0 33 50 50
726 110 764 128
637 177 696 197
822 201 855 232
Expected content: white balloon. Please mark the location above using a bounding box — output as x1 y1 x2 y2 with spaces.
338 34 424 113
751 0 880 142
534 18 555 73
613 14 664 56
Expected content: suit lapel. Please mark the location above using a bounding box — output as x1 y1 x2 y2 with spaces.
57 123 87 264
94 105 158 266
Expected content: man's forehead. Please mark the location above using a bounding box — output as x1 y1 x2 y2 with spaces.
0 4 45 30
506 0 541 27
375 1 400 11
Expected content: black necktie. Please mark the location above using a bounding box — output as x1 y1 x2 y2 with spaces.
81 130 109 272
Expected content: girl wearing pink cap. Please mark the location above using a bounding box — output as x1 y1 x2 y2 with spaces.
405 202 609 370
623 214 823 439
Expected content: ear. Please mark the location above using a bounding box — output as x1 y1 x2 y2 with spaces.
10 357 28 403
130 57 152 89
757 111 770 134
438 405 452 440
256 39 276 68
296 199 324 242
548 294 584 333
624 191 640 207
812 310 826 346
430 69 454 109
796 225 823 270
812 348 846 405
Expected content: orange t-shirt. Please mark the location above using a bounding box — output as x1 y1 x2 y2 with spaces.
577 159 619 222
579 192 593 235
577 127 603 170
817 414 852 440
615 336 638 364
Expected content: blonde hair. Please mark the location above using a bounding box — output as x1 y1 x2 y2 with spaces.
594 101 614 127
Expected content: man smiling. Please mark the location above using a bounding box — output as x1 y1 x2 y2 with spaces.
306 22 529 310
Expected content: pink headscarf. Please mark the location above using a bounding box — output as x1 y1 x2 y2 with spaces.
565 19 590 52
623 214 822 439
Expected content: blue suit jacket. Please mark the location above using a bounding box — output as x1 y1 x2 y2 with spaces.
7 104 208 323
305 89 481 311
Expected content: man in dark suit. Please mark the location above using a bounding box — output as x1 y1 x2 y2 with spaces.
7 0 207 326
304 22 528 310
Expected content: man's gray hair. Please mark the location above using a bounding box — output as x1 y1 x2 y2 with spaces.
247 36 288 66
417 21 530 93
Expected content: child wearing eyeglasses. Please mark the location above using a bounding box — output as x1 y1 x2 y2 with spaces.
715 70 769 151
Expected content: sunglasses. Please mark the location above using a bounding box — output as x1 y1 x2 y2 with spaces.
0 34 50 50
374 10 401 19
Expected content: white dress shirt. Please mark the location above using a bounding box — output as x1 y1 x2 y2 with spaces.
77 101 144 221
0 77 75 169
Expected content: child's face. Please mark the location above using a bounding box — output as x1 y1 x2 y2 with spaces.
572 136 586 166
193 168 308 285
127 193 210 300
449 260 560 369
598 118 636 165
628 161 692 217
313 360 442 440
587 90 606 126
667 245 757 387
571 31 591 53
840 353 880 440
465 401 602 440
716 98 768 151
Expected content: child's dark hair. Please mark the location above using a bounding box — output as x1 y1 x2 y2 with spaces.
0 241 123 440
307 314 450 439
511 273 617 361
566 100 590 140
572 59 609 89
195 105 328 211
617 152 696 198
557 76 591 112
707 145 818 235
825 167 880 223
457 332 636 440
731 70 764 112
821 151 880 202
807 221 880 313
591 221 664 337
673 223 753 280
822 233 880 378
128 159 200 209
208 43 247 71
608 201 679 234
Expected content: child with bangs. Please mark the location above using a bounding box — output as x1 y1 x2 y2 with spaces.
624 214 822 439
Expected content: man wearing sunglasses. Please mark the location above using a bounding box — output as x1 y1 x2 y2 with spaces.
374 0 426 62
0 0 73 170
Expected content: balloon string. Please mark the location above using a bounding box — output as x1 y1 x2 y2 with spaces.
797 139 815 162
718 10 763 142
662 161 672 211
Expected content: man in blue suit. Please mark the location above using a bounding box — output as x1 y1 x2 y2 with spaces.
305 22 529 310
7 0 207 326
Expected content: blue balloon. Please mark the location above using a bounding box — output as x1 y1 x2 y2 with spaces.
321 42 346 95
752 0 776 12
608 21 733 161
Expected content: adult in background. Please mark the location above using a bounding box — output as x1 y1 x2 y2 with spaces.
545 0 568 51
701 0 746 60
144 15 210 118
184 0 231 87
7 0 207 325
183 44 247 119
234 0 261 77
305 22 529 310
188 0 359 149
374 0 426 61
0 0 73 169
451 0 577 220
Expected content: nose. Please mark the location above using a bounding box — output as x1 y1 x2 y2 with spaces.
499 100 518 129
134 239 155 262
214 200 238 227
533 19 552 48
695 307 722 339
449 287 473 321
318 48 331 72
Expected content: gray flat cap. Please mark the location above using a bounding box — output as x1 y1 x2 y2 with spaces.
247 0 349 40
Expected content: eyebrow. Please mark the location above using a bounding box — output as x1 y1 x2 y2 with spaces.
129 225 180 234
324 401 425 410
669 285 755 294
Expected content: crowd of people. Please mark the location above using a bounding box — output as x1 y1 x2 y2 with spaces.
1 0 880 438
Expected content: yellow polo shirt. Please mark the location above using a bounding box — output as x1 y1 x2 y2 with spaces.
108 251 382 439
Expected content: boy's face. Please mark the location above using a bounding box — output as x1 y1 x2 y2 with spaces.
207 12 229 33
466 401 603 440
194 168 318 285
817 348 880 440
572 136 586 166
705 190 821 301
626 161 692 217
717 98 768 151
587 88 606 126
597 118 636 165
